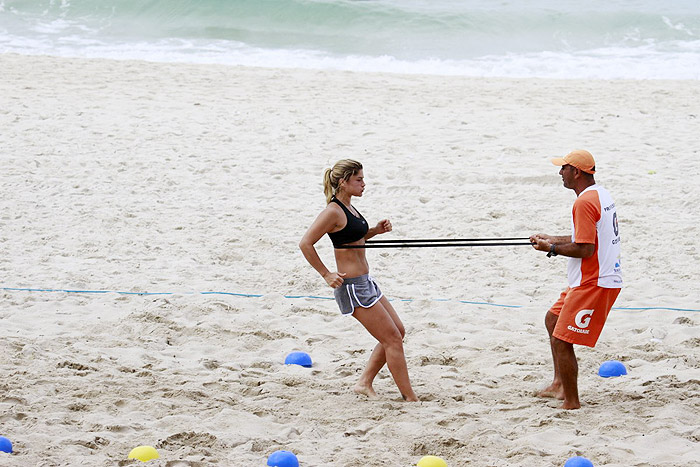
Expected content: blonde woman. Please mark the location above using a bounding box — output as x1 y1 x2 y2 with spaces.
299 159 418 402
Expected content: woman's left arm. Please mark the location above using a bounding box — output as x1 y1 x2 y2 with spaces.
365 219 392 240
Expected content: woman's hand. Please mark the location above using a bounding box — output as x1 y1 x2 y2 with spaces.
374 219 392 235
323 271 346 288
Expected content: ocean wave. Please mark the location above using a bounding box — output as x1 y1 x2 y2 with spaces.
1 0 699 79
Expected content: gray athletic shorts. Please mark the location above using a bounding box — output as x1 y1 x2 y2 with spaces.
333 274 383 315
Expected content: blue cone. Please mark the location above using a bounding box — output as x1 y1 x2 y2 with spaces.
285 352 312 367
0 436 12 453
267 450 299 467
598 360 627 378
564 456 594 467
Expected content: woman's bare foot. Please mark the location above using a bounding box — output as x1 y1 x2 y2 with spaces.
353 383 379 399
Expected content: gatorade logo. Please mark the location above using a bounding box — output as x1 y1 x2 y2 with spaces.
575 309 594 329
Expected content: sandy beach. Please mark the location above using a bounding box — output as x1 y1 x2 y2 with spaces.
1 53 698 466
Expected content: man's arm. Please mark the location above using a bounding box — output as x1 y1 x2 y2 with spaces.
547 241 595 258
530 234 595 258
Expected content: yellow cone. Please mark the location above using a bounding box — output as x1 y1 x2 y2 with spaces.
128 445 160 462
417 455 448 467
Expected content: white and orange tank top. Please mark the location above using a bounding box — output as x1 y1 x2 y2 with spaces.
567 185 622 289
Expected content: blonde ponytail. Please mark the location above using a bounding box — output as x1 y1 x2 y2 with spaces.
323 168 334 204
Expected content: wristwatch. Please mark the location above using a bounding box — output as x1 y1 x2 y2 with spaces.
547 244 558 257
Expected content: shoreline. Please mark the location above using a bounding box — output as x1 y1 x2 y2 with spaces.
4 51 700 83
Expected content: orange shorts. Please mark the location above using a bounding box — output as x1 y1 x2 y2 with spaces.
549 285 621 347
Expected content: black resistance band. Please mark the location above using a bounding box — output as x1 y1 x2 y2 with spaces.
337 237 534 249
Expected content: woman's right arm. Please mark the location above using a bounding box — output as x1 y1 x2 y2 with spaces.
299 208 346 288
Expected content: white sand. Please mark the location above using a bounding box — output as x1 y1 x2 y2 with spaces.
1 53 698 466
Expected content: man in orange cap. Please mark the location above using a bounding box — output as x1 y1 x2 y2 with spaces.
530 150 623 409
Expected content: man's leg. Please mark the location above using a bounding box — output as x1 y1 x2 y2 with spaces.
537 311 565 399
539 286 618 409
551 337 580 409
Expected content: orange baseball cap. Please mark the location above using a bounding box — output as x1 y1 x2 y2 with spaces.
551 149 596 174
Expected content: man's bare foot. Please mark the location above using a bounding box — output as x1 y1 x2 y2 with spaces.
402 394 419 402
353 383 379 399
559 400 581 410
536 383 564 400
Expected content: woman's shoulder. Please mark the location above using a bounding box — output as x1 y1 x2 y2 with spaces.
328 200 346 212
321 201 344 219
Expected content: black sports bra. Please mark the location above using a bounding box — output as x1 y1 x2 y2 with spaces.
328 197 368 247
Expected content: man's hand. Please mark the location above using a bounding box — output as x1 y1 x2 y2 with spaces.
529 233 553 252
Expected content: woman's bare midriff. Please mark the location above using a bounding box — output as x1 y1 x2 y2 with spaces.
334 242 369 278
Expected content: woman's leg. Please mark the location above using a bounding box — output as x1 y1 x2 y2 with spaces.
353 343 383 399
354 297 404 396
352 296 417 401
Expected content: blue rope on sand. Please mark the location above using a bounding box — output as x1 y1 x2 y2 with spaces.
1 286 698 312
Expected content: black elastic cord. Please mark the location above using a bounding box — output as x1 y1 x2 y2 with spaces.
337 241 534 249
365 237 530 244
